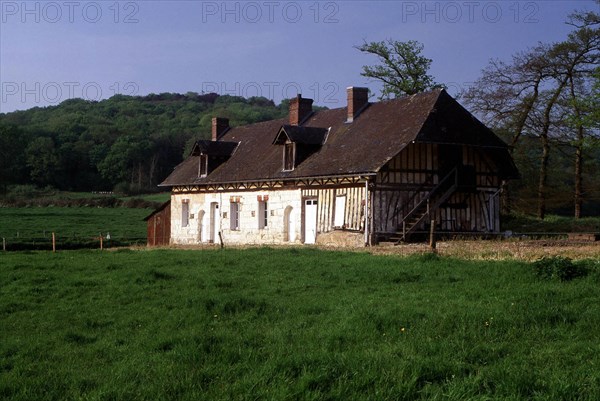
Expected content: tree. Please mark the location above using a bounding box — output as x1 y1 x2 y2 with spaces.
460 44 550 214
25 137 60 187
356 39 442 98
561 9 600 217
462 7 599 219
0 123 28 192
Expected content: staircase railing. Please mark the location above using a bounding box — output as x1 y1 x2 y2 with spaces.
391 172 436 220
399 167 459 241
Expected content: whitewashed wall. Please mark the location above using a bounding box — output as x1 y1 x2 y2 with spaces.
171 189 303 245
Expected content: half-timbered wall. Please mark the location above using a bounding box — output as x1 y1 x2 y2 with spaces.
432 191 501 233
374 143 437 233
301 186 366 233
373 143 503 234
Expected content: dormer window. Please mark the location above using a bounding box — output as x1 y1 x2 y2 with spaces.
190 140 238 179
283 142 295 171
273 125 328 173
199 154 208 177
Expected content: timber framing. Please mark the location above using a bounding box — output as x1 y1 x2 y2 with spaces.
171 174 372 194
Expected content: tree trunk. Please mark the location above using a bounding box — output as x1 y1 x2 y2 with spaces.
536 78 568 220
537 134 550 220
149 154 158 187
503 79 541 215
137 162 142 190
569 75 584 219
574 143 583 218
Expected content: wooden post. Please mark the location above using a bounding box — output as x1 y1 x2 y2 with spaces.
100 235 103 250
218 231 224 249
429 219 437 251
52 232 56 253
2 237 5 252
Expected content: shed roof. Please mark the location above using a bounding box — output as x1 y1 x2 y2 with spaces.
160 89 518 187
143 200 171 221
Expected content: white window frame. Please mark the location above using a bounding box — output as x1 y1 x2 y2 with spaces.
283 142 295 171
334 195 346 228
230 201 240 231
182 199 190 228
199 154 208 177
258 200 268 229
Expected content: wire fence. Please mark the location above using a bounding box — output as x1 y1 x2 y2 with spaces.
1 233 147 251
2 231 597 252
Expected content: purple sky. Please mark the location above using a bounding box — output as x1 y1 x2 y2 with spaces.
1 0 597 112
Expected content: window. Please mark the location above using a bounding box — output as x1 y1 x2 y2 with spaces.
334 195 346 228
199 154 208 177
230 201 240 230
258 201 268 229
182 200 189 227
283 142 295 171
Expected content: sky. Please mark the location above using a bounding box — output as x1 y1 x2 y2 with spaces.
0 0 598 113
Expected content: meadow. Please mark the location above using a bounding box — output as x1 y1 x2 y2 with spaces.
1 248 599 400
0 207 152 249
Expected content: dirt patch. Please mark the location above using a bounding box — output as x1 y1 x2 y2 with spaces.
141 239 599 262
371 240 600 261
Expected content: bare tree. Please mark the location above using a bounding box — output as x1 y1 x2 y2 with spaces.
462 7 599 219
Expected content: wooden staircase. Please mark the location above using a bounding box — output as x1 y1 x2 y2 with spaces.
392 167 459 243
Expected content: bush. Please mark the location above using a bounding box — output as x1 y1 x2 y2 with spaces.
533 257 589 281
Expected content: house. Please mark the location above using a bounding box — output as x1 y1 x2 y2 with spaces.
157 87 518 246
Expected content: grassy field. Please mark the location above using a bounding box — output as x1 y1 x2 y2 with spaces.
1 248 599 400
502 213 600 234
0 207 151 249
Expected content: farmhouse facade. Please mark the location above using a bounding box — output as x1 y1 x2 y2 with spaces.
158 87 518 246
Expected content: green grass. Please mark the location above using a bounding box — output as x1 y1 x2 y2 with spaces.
1 248 599 400
502 213 600 234
0 207 150 248
1 187 170 208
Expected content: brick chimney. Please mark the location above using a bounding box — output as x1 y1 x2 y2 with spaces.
346 87 369 122
289 94 313 126
211 117 229 141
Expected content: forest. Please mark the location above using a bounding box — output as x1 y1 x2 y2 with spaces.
0 93 288 194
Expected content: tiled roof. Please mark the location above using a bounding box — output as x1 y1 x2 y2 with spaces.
160 89 518 187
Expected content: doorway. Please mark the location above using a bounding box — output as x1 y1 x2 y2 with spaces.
209 202 219 243
304 199 317 244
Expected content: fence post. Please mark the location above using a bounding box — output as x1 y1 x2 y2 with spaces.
2 237 5 252
52 232 56 253
429 219 437 252
100 235 103 250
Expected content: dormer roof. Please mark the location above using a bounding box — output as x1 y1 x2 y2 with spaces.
272 125 329 146
190 140 238 157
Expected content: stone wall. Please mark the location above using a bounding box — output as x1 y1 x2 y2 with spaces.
171 188 303 245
